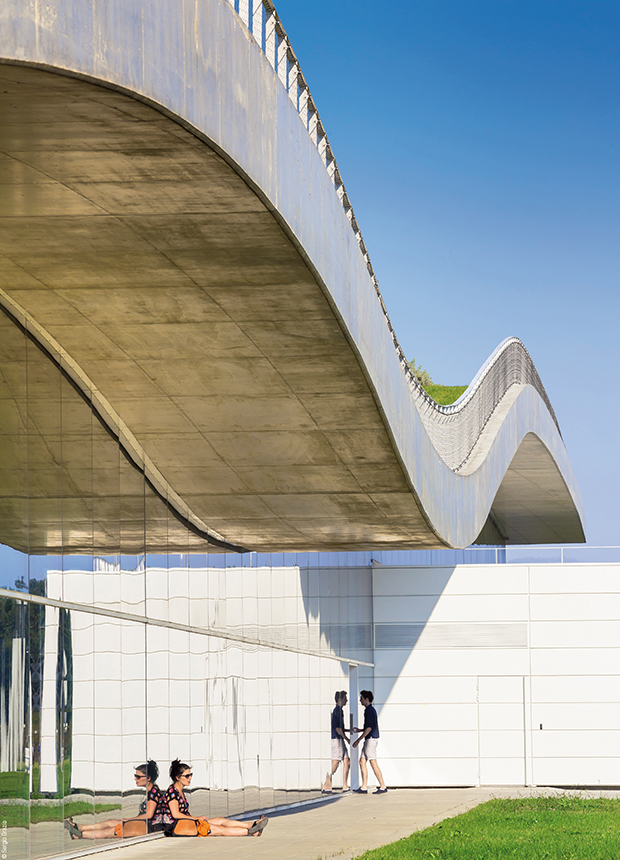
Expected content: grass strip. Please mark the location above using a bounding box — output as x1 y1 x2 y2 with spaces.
355 796 620 860
0 802 121 828
0 772 28 800
423 385 467 405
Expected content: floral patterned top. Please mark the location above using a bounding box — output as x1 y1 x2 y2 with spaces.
138 784 174 827
165 784 190 819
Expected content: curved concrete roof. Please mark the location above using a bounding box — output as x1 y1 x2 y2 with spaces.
0 1 585 552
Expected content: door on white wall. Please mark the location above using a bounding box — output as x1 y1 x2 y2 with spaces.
477 676 530 786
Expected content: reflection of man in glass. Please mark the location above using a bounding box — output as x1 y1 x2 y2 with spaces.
322 690 350 792
352 690 387 794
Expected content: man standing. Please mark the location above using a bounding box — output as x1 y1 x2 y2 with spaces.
352 690 387 794
322 690 350 792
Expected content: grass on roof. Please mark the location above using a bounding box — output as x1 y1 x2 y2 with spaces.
423 384 468 405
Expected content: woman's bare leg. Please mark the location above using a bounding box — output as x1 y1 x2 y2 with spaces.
80 825 118 839
207 817 252 830
79 820 121 833
209 823 258 837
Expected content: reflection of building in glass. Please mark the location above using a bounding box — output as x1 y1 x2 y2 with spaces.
0 559 373 859
35 564 370 798
39 606 72 797
0 602 28 773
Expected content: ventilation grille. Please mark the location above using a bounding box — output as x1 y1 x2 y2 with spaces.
374 622 528 650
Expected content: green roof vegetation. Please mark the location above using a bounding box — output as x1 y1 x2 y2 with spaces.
423 384 468 405
407 358 466 405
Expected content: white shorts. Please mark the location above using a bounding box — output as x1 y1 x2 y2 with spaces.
331 738 349 761
360 737 379 761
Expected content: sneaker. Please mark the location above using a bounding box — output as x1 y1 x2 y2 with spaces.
354 788 368 794
373 788 388 794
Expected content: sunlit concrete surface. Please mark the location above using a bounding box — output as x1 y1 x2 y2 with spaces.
0 0 585 553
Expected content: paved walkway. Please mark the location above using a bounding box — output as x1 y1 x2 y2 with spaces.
55 786 598 860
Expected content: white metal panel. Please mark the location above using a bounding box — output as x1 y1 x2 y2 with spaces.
373 595 441 623
479 703 525 731
478 675 525 703
377 648 530 677
479 758 525 785
372 566 528 596
375 675 477 704
531 620 620 649
530 565 620 594
446 565 529 595
382 756 478 786
374 594 528 623
533 757 620 785
372 567 454 596
428 595 529 623
479 729 525 758
378 702 478 732
533 702 620 731
532 729 617 758
380 729 478 758
531 593 620 621
531 675 620 703
530 647 620 675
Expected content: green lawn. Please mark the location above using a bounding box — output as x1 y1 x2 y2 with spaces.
0 771 28 800
0 769 121 827
423 384 467 405
355 796 620 860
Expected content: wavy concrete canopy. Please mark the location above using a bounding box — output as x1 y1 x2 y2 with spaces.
0 0 585 553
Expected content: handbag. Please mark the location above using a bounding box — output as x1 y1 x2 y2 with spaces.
171 818 211 837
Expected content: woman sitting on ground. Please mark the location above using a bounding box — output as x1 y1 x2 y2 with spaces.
165 759 268 837
64 760 168 840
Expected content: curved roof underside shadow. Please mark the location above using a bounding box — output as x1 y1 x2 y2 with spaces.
0 2 585 553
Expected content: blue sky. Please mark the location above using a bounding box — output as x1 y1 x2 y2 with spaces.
275 0 620 545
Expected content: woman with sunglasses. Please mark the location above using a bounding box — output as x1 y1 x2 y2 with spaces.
165 759 268 837
64 760 166 840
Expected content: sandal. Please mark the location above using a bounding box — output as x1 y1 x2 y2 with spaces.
248 816 269 835
64 820 83 839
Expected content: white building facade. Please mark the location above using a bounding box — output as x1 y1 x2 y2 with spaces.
375 562 620 788
2 554 619 860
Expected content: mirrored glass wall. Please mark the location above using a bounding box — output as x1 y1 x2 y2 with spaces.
0 309 373 860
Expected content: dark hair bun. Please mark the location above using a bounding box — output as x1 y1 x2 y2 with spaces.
169 759 190 781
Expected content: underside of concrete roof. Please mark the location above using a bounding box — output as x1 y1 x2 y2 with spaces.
0 1 585 553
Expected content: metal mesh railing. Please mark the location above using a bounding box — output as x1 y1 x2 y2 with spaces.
230 2 560 474
407 337 560 471
226 0 379 286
